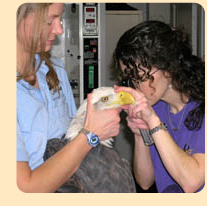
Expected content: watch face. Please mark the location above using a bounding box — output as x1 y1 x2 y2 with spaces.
87 132 99 147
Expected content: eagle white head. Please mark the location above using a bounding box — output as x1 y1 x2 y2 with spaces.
65 87 135 148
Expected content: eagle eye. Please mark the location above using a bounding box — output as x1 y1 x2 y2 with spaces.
101 96 109 102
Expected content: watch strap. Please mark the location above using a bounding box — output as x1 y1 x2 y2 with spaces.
80 128 99 147
149 122 167 135
80 128 90 136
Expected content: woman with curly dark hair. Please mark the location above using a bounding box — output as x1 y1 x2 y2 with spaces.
113 20 205 193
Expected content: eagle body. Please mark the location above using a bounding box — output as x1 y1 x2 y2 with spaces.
44 87 136 193
44 139 136 193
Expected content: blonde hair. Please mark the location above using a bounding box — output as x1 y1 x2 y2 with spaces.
17 3 59 91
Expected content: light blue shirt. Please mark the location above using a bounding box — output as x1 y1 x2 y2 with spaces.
17 55 76 170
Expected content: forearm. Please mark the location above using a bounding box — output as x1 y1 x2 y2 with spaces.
133 134 155 190
17 133 91 193
148 116 205 193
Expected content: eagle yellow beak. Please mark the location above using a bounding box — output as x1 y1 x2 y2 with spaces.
108 91 135 106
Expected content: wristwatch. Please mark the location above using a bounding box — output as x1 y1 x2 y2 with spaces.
80 128 99 147
149 122 167 135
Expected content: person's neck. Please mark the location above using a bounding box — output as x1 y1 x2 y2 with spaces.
162 87 188 114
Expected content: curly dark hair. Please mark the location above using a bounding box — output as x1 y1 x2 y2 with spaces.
113 20 205 130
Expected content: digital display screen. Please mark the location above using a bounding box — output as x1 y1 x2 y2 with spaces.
86 19 95 23
86 7 95 12
90 41 98 46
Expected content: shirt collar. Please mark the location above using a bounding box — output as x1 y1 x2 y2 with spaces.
35 54 49 75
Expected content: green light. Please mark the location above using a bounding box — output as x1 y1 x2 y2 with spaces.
88 66 94 88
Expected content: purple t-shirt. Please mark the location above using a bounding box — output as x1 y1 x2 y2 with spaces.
150 100 205 193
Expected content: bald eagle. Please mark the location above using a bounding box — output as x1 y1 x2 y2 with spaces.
44 87 137 193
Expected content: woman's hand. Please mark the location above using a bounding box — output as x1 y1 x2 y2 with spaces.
126 112 149 135
84 93 121 141
114 85 157 127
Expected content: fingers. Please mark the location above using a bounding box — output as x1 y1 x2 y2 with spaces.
126 116 145 124
123 104 137 118
106 106 122 119
85 90 122 140
126 116 149 130
86 91 96 113
106 121 120 137
128 120 148 130
117 107 123 113
112 125 120 136
86 93 92 111
114 85 153 127
121 93 148 119
113 85 143 103
111 109 121 123
113 85 119 90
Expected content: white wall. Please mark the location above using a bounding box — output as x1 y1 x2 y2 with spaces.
149 3 171 24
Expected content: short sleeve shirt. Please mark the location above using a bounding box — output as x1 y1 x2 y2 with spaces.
17 55 77 170
150 100 205 193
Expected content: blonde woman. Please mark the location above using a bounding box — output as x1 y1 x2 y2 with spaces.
17 3 121 193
